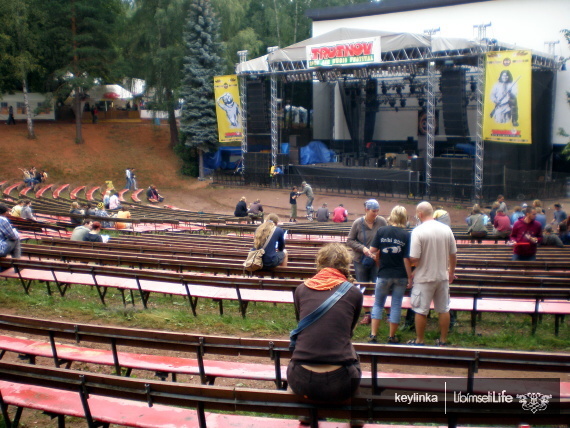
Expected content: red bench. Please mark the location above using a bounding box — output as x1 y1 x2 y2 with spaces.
34 184 53 198
2 182 22 196
52 184 69 198
70 185 86 200
18 186 32 196
86 186 100 201
132 188 144 202
118 188 129 202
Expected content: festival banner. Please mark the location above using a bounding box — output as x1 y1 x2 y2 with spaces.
214 75 243 143
306 37 381 68
483 50 532 144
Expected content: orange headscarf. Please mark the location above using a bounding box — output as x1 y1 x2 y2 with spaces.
304 267 347 291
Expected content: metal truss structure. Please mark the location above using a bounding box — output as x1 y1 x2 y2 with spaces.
238 50 249 174
238 38 560 197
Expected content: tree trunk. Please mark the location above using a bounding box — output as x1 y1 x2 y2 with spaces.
22 77 36 140
198 149 204 180
165 89 179 149
74 90 84 144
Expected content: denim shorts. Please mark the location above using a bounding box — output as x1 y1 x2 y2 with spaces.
371 277 408 324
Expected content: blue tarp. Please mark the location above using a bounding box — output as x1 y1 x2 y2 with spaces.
300 141 335 165
203 146 242 170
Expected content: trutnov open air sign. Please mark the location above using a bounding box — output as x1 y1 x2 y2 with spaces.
306 37 381 68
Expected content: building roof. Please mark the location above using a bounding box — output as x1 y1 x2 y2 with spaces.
306 0 491 21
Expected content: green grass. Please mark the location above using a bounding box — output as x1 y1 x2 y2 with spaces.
0 277 568 351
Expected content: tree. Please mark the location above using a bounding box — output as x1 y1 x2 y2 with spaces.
178 0 224 178
129 0 190 149
51 0 124 144
0 0 46 139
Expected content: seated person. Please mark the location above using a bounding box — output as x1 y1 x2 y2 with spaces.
247 199 264 224
0 203 21 261
558 222 570 245
316 203 330 222
332 204 348 223
83 221 104 243
70 220 93 241
115 207 131 230
20 200 36 221
493 208 512 239
542 225 564 247
146 185 164 203
234 196 248 217
69 202 84 226
253 213 287 268
287 242 362 403
433 206 451 226
94 203 112 228
109 192 121 210
10 200 25 218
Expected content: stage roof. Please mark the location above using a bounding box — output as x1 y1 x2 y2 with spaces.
236 27 558 76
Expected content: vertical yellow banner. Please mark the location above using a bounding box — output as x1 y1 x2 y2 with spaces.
214 75 243 143
483 50 532 144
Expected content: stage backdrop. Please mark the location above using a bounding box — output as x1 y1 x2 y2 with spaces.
483 50 532 144
214 75 243 143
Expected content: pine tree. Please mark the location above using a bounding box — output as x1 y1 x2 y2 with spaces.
179 0 224 178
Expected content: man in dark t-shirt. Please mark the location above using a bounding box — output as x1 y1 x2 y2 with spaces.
289 186 298 222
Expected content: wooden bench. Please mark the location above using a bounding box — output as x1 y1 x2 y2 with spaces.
0 315 569 427
1 259 568 335
85 186 100 201
34 184 53 198
52 183 69 198
119 188 129 202
69 185 86 200
131 188 144 202
18 186 32 196
2 182 22 197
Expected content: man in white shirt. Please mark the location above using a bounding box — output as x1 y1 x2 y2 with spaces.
408 201 457 346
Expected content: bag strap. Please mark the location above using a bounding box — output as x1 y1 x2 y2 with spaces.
289 281 352 350
260 226 277 250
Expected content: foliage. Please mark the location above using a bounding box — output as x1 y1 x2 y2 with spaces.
179 0 224 176
560 29 570 160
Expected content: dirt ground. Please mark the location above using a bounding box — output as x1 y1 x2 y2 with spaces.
3 121 568 225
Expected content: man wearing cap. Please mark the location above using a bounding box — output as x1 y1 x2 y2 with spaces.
408 201 457 346
0 203 21 262
297 181 314 220
347 199 387 324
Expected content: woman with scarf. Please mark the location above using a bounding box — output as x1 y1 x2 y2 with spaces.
287 243 363 402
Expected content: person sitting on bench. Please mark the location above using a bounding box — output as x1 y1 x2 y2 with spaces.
253 213 287 269
146 185 164 203
287 242 362 403
247 199 264 223
234 196 248 217
0 203 21 263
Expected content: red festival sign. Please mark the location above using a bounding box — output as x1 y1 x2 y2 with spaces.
306 37 381 68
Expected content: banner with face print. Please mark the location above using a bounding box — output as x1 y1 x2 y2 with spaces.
214 75 243 143
483 50 532 144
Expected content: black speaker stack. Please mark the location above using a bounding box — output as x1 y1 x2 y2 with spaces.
246 80 270 133
440 69 469 138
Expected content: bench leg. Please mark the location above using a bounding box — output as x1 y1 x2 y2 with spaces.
555 314 561 336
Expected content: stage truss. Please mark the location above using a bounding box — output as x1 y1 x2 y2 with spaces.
237 39 559 199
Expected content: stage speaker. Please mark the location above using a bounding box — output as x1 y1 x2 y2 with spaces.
246 80 270 133
440 69 469 137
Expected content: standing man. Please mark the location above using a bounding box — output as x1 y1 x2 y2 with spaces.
6 106 16 125
297 181 314 221
408 202 457 346
124 168 133 190
0 204 21 262
510 206 542 261
289 187 298 223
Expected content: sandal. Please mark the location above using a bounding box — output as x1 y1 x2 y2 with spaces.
406 339 425 346
435 339 447 347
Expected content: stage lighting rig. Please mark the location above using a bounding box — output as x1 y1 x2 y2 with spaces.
388 98 396 108
381 81 388 95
